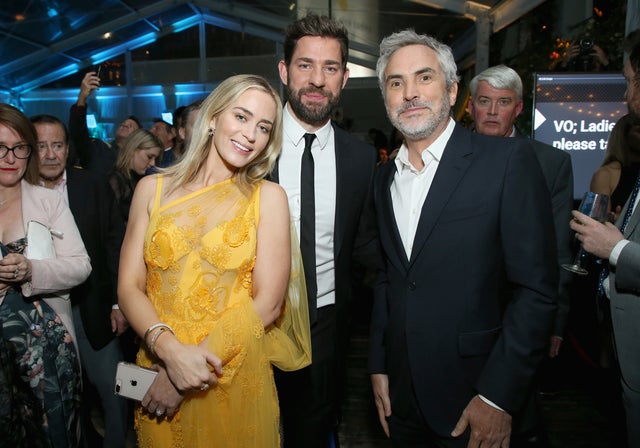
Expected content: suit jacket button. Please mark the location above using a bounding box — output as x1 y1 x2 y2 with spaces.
408 281 416 290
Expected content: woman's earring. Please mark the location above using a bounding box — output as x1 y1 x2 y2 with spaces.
208 127 215 137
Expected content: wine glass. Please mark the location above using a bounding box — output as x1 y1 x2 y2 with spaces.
562 192 610 275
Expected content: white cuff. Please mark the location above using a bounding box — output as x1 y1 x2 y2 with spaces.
478 394 505 412
609 239 630 266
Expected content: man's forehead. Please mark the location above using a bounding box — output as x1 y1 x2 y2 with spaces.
477 82 516 97
35 122 66 138
291 36 344 63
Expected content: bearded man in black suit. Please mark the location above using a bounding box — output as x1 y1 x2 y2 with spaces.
272 13 380 448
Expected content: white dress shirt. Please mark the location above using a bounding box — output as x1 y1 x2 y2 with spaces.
278 105 337 308
391 118 455 259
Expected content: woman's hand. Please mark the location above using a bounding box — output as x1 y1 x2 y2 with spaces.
156 336 223 393
141 365 185 418
0 253 32 283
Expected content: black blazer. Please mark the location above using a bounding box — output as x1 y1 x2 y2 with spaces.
67 168 125 350
369 124 558 436
516 132 574 337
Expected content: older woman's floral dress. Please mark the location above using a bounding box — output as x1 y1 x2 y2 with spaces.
135 176 311 448
0 239 81 448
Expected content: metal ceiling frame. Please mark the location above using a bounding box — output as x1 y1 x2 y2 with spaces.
1 0 547 95
410 0 548 73
4 0 297 94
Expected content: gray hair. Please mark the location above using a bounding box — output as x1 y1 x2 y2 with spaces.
469 65 523 100
376 29 459 94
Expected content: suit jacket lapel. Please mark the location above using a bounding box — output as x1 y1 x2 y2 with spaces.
66 170 80 209
333 125 348 257
623 202 640 237
379 162 410 269
409 125 473 266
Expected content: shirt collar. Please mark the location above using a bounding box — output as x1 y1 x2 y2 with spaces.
283 103 332 150
39 169 67 192
394 117 456 174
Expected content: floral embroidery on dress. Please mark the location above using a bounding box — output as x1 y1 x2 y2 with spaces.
146 271 163 296
149 230 175 269
223 215 249 248
199 245 231 273
187 205 201 217
179 224 202 253
235 256 255 293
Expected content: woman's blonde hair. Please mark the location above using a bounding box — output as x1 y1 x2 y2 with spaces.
114 129 163 179
163 74 283 194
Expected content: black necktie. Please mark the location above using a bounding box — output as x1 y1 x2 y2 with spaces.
300 133 317 323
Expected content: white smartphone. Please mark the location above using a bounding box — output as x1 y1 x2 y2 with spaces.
114 361 158 401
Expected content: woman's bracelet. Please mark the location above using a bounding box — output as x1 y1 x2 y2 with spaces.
143 322 175 347
148 326 173 356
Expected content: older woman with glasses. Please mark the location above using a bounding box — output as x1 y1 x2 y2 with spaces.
0 103 91 447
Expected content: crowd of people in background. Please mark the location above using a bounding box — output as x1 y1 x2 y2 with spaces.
1 10 640 448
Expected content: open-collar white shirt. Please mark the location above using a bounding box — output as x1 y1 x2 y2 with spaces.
391 118 455 259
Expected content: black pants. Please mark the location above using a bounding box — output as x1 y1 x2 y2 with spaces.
276 305 339 448
388 392 549 448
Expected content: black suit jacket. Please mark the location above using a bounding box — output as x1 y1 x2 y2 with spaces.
67 168 125 350
516 131 574 336
271 123 379 344
369 124 558 436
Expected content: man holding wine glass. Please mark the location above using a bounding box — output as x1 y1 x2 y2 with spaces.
570 41 640 448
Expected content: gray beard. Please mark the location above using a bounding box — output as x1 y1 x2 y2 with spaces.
388 96 451 141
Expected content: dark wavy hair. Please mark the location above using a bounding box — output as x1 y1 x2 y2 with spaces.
283 13 349 71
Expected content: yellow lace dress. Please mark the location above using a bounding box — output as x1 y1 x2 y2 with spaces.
136 176 311 447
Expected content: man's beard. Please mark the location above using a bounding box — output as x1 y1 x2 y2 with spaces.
388 96 450 141
285 84 340 127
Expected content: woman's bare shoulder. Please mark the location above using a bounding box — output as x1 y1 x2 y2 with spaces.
590 162 621 194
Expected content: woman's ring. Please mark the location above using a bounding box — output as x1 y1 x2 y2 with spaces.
200 383 210 391
13 267 19 279
156 409 164 416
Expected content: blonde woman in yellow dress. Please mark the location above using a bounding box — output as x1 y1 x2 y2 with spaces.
118 74 311 447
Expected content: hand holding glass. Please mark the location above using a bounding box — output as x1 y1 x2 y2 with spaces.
562 192 609 275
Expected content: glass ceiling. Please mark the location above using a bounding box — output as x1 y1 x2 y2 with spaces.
0 0 512 95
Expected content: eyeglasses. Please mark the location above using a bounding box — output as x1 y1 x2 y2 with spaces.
0 144 32 159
